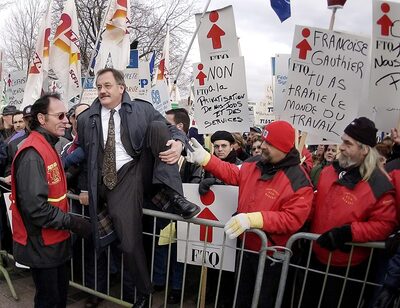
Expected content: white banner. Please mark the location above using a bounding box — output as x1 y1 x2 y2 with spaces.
193 56 249 133
369 0 400 109
177 184 238 272
281 26 370 143
196 6 240 62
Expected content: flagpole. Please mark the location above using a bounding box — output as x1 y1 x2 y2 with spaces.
329 7 337 30
172 0 212 86
79 0 113 101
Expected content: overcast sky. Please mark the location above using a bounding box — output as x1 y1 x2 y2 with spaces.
189 0 375 102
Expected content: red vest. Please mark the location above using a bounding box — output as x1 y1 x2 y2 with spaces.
11 131 70 246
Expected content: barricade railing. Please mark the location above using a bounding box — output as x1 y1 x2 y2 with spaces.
274 232 390 308
67 193 271 308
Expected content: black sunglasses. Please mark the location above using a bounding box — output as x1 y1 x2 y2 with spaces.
46 112 67 120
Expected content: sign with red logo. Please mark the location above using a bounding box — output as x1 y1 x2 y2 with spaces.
281 25 369 143
196 6 240 62
177 184 238 272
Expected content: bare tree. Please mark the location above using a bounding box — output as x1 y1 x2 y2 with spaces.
1 1 46 72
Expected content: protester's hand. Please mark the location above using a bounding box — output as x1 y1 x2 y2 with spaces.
385 232 400 256
372 286 397 308
224 212 263 239
198 178 217 195
159 140 182 164
69 215 92 240
3 175 11 185
391 128 400 145
79 191 89 206
185 138 211 166
316 225 352 252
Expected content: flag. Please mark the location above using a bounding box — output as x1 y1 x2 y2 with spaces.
22 1 53 108
149 51 156 82
50 0 81 103
156 27 170 87
270 0 291 22
94 0 131 72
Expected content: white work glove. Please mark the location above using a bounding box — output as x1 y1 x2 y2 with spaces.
224 212 263 239
185 138 211 166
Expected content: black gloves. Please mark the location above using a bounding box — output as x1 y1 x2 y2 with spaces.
198 178 217 195
386 232 400 256
372 286 397 308
69 215 92 240
317 225 352 252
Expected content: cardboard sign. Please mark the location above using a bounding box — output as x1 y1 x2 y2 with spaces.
149 82 171 115
124 68 139 98
177 184 238 272
5 71 27 109
369 0 400 109
196 6 240 62
80 77 97 105
273 54 291 117
281 26 370 143
255 84 275 126
193 56 249 133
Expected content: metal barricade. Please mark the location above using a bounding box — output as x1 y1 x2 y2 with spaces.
67 193 271 307
274 232 394 308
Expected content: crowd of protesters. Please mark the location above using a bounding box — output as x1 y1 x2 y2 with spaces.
1 68 400 308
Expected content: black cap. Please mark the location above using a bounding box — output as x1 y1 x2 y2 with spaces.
344 117 377 147
210 130 235 144
2 105 17 116
22 105 32 118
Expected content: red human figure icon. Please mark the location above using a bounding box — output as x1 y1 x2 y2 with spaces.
7 74 12 87
198 190 218 243
196 64 207 86
296 28 312 60
377 3 393 36
207 11 225 49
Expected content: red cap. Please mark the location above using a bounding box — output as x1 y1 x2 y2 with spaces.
261 121 295 153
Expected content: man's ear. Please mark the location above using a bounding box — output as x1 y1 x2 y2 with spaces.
38 113 46 125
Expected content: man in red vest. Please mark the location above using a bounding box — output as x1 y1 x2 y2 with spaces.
11 93 91 308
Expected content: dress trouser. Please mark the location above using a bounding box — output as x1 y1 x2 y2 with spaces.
31 263 69 308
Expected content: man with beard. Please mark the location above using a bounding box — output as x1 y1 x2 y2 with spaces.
186 120 314 307
302 117 397 308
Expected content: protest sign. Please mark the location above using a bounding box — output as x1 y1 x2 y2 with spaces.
193 56 249 133
255 84 275 126
149 82 171 115
281 25 369 142
369 0 400 109
124 68 139 98
177 184 238 272
196 6 240 62
373 106 400 133
80 77 97 105
5 71 27 109
273 54 290 117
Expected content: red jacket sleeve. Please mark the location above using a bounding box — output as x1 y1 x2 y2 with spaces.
204 155 240 186
351 192 397 242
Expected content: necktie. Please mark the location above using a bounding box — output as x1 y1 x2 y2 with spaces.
102 109 117 189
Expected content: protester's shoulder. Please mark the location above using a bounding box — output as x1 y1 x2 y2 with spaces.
15 146 42 166
385 158 400 173
368 167 394 200
129 98 154 110
284 164 313 192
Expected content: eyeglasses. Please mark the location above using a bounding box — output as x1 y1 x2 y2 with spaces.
46 112 67 120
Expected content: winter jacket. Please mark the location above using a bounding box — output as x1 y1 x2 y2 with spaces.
204 148 314 252
311 161 397 266
11 129 72 268
386 158 400 222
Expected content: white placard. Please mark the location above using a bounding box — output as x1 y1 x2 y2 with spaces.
255 84 275 126
281 26 370 143
373 106 400 133
196 6 240 62
124 68 139 99
177 184 238 272
273 54 291 117
369 0 400 109
5 71 27 109
193 56 249 133
80 77 97 105
149 82 171 115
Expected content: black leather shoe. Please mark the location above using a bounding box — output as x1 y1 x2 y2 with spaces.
167 289 182 304
169 194 200 219
133 294 149 308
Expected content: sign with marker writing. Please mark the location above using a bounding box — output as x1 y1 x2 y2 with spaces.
370 0 400 108
255 84 275 125
373 106 400 133
5 70 27 109
282 25 369 142
193 56 249 133
177 184 238 272
124 68 139 99
273 54 290 117
196 6 240 62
